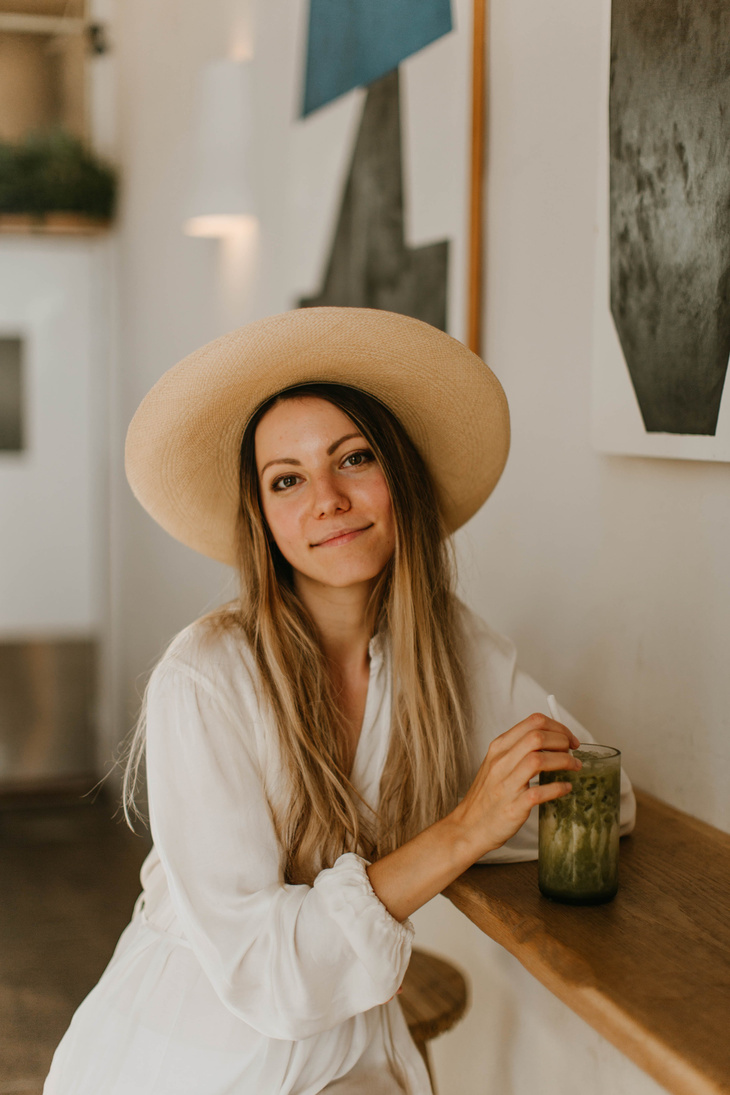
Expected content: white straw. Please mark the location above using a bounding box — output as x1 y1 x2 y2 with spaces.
547 693 575 757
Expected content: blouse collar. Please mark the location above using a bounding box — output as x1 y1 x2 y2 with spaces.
367 628 387 669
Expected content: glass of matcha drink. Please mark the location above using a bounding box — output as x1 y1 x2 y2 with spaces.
538 744 621 904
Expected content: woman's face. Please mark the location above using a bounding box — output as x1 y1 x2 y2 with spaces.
254 396 396 591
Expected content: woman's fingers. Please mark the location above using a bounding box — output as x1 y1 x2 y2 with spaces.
527 778 576 807
488 713 579 761
514 728 581 760
510 746 581 792
470 717 579 797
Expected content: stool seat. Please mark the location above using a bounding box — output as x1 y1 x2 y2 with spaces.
399 947 469 1091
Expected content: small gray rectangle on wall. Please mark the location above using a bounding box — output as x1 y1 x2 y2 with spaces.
0 336 23 452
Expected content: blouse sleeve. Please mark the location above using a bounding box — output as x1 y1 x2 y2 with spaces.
459 608 637 864
144 658 413 1041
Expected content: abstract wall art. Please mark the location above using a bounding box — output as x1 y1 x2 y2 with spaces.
592 0 730 461
288 0 485 352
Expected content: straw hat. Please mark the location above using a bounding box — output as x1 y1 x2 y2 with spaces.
125 307 510 566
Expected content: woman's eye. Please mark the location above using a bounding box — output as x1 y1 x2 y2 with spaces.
271 474 299 491
342 449 373 468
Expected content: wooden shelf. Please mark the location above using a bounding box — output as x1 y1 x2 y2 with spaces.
444 790 730 1095
0 214 111 236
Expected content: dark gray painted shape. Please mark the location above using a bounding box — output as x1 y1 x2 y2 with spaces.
300 69 449 332
610 0 730 435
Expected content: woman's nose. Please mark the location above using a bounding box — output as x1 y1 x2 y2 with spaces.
311 473 349 516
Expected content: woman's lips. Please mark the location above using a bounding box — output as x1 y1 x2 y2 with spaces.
313 525 372 547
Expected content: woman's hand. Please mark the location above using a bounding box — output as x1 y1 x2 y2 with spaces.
367 712 581 924
450 713 582 860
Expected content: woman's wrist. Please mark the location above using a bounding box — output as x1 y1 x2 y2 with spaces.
366 808 485 923
434 807 487 876
445 797 499 864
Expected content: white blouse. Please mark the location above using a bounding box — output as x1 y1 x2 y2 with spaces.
43 603 636 1095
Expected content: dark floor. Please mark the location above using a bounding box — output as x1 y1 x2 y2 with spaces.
0 790 150 1094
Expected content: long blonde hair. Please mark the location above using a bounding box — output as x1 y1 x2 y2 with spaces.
122 383 470 884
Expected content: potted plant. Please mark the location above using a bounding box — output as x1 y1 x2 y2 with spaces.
0 129 117 234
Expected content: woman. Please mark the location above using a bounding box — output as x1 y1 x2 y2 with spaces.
44 307 635 1095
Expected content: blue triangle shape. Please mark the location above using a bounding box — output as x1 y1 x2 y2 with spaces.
302 0 453 117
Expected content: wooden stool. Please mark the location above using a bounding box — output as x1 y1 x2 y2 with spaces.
399 948 469 1093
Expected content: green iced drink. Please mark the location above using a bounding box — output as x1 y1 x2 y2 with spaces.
538 744 621 905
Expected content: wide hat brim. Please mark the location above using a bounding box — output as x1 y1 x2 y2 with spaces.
125 307 510 567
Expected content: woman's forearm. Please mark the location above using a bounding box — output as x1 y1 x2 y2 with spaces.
366 808 479 922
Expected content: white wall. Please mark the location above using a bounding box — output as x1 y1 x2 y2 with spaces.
107 0 248 748
108 0 727 1092
0 238 110 638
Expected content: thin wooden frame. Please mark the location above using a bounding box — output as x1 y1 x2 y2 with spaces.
468 0 487 355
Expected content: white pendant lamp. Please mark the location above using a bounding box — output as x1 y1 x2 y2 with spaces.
183 59 256 238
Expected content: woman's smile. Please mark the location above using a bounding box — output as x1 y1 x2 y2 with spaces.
312 524 373 547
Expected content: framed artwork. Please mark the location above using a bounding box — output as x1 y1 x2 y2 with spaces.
592 0 730 461
284 0 486 354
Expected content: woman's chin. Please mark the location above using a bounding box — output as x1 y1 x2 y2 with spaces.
294 562 388 593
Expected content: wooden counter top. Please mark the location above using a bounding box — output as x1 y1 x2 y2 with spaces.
444 790 730 1095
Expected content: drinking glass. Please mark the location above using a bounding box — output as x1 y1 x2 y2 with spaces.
538 744 621 904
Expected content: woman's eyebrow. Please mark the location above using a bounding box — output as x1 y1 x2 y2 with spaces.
260 433 364 476
260 456 300 475
326 432 362 455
